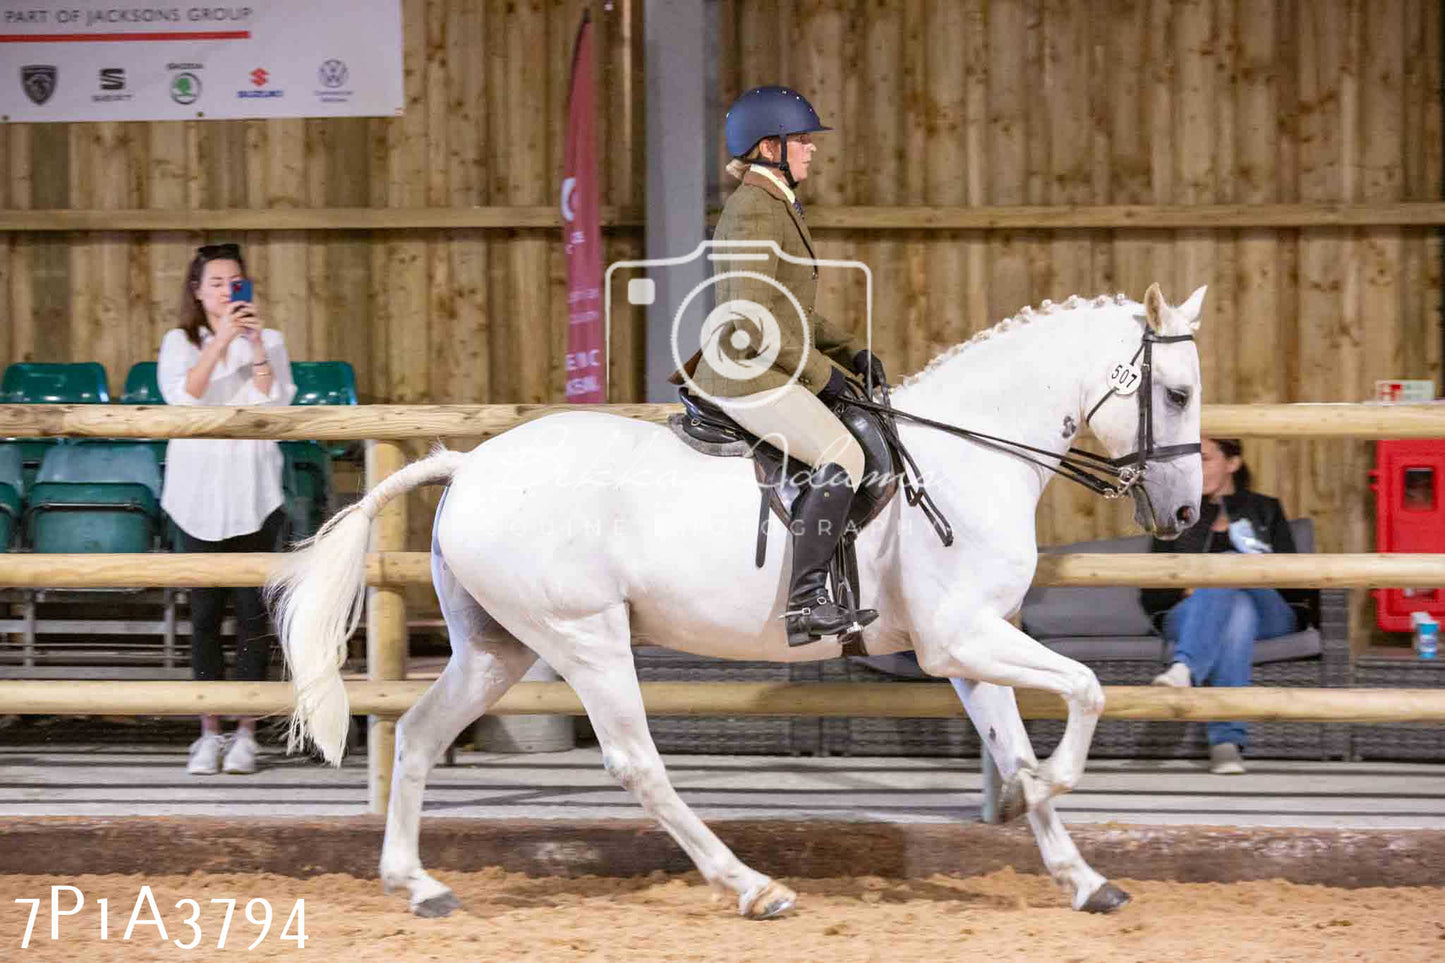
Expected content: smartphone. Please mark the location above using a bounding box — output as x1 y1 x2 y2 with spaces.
230 278 254 303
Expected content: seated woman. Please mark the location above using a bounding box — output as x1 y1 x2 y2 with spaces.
1140 438 1318 775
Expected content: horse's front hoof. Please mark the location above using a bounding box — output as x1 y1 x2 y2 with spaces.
740 880 796 920
412 891 462 918
1080 882 1131 914
997 775 1028 823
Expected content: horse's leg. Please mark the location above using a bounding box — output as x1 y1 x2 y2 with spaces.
952 678 1128 912
915 613 1101 810
535 605 794 919
379 554 537 917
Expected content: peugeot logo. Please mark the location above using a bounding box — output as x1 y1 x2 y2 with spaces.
21 65 56 106
317 59 348 89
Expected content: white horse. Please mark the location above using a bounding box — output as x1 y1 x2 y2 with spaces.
269 282 1205 920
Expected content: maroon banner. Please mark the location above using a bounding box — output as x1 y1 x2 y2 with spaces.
562 11 605 403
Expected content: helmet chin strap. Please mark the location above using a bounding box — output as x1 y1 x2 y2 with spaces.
751 132 798 189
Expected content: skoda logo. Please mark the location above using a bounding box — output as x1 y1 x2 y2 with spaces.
170 72 201 105
317 59 348 89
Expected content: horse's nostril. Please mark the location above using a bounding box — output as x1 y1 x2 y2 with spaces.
1177 505 1197 526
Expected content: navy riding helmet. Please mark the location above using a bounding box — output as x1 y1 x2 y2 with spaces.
724 85 831 186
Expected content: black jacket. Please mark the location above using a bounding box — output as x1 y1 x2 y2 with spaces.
1140 490 1320 632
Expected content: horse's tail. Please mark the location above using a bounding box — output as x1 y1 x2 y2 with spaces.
265 446 467 765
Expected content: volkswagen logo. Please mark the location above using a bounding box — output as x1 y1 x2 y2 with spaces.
317 60 348 89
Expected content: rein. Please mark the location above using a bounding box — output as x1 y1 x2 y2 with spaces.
843 329 1200 547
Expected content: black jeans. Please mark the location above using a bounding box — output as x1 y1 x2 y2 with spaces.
176 508 286 682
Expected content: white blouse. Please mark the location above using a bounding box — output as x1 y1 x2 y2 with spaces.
157 327 298 541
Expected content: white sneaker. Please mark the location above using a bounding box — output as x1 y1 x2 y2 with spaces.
187 733 224 775
223 732 259 775
1210 742 1246 775
1151 662 1192 687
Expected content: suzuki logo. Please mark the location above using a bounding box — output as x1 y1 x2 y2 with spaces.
250 68 269 88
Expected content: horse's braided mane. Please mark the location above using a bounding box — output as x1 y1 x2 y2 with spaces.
898 291 1136 388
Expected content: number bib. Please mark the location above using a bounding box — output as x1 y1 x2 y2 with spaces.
1107 362 1142 396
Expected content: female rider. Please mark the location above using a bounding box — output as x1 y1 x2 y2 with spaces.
680 86 885 647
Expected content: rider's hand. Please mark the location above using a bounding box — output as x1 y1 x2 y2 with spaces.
817 366 849 403
852 349 888 389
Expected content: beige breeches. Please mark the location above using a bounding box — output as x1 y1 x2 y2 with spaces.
718 384 865 490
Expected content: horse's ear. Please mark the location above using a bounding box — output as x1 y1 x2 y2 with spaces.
1179 285 1207 331
1143 282 1166 332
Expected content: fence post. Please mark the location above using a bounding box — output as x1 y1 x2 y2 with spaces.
365 440 408 815
980 746 1001 824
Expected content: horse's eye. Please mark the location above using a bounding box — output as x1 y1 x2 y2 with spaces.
1166 388 1190 408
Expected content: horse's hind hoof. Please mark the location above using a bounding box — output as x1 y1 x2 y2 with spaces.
740 880 796 920
1080 882 1131 914
413 892 462 918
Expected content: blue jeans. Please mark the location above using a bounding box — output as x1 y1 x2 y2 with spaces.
1163 588 1298 749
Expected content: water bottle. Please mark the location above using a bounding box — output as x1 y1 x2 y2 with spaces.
1411 612 1439 660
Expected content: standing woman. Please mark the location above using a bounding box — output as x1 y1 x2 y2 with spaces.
1141 438 1318 775
158 243 297 775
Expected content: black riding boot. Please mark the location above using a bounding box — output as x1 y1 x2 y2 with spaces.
784 463 879 647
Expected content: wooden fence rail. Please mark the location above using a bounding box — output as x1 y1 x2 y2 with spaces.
2 402 1444 441
2 681 1443 724
5 202 1445 232
0 552 1441 589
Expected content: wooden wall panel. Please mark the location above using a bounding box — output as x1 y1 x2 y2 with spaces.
985 0 1032 330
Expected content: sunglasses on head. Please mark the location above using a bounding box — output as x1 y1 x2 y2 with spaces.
196 243 241 258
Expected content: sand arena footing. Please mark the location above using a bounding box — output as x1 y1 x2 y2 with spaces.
4 817 1443 888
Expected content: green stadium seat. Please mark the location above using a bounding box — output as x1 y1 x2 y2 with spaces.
2 363 112 491
290 361 358 406
0 444 22 550
281 441 331 542
73 436 168 476
282 361 355 533
1 362 111 404
121 362 163 404
112 363 171 469
0 439 54 494
25 443 162 553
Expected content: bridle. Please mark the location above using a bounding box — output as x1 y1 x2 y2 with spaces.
845 327 1200 547
1078 329 1202 493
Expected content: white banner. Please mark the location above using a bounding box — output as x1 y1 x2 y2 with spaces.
0 1 403 122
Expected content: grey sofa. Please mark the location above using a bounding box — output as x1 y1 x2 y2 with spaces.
1018 518 1351 760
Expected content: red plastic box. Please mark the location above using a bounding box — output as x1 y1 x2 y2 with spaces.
1373 439 1445 631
